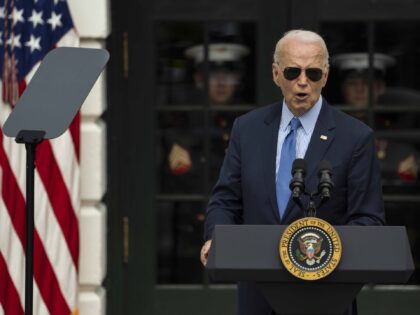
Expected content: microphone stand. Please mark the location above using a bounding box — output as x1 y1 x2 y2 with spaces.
289 159 333 218
293 189 330 218
290 179 318 217
291 192 306 213
306 194 317 217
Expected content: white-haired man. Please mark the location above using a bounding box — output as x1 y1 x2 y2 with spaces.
202 29 385 315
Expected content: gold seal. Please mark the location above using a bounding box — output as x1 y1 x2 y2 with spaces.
279 217 342 281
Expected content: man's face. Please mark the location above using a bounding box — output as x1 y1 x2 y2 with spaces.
208 70 239 105
194 69 240 105
342 78 369 108
341 77 385 108
272 39 329 116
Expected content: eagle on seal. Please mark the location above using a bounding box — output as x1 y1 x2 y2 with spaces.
296 232 326 266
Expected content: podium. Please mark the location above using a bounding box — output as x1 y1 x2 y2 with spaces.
206 225 414 315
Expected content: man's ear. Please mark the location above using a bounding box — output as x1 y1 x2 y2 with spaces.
272 63 281 87
322 68 329 88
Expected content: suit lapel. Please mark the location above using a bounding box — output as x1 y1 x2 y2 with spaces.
282 100 336 223
304 101 336 180
262 102 282 223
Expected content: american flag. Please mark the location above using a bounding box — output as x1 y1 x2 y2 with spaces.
0 1 79 314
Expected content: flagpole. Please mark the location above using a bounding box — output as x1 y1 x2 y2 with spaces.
16 130 45 315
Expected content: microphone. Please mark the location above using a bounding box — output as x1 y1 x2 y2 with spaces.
318 160 334 200
290 159 307 199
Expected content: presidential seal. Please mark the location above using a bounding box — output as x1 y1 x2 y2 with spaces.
279 217 342 281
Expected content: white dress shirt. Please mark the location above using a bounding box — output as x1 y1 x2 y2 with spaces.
275 96 323 176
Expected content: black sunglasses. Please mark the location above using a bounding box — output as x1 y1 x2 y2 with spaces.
283 67 323 82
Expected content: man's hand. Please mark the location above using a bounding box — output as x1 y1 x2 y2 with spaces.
168 143 192 175
200 240 212 266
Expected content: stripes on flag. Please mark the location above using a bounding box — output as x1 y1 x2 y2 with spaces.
0 1 80 314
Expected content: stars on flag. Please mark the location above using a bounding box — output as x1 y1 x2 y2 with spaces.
0 3 67 55
28 10 44 28
9 7 24 26
0 7 63 31
0 0 74 81
6 33 22 48
25 34 41 53
47 11 62 30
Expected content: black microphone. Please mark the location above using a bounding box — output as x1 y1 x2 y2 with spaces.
318 160 334 200
290 159 307 199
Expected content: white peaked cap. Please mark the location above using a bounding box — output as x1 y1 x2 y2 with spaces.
185 43 249 64
331 53 396 72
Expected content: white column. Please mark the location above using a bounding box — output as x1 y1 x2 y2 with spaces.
67 1 110 314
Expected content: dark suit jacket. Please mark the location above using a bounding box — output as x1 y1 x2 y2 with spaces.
204 100 385 315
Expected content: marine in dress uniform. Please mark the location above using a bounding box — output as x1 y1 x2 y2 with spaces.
157 43 250 282
165 43 250 188
332 52 419 188
332 53 420 285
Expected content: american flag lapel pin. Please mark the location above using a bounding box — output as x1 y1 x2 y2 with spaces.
320 135 328 140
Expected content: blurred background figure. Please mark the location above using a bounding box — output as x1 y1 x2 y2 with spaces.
155 21 255 284
332 53 394 119
166 42 249 183
185 43 249 105
332 52 419 191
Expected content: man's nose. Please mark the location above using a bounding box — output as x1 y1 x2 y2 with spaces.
297 70 309 85
357 82 369 92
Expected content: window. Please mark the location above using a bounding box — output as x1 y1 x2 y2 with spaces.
155 21 256 283
322 21 420 283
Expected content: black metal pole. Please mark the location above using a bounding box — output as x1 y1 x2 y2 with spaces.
15 130 45 315
25 142 37 315
307 198 317 218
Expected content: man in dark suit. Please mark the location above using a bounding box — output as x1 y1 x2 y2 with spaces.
200 30 385 315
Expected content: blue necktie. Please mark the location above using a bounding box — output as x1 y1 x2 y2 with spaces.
276 117 301 218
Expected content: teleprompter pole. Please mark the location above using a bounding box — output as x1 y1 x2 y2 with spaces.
16 130 45 315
